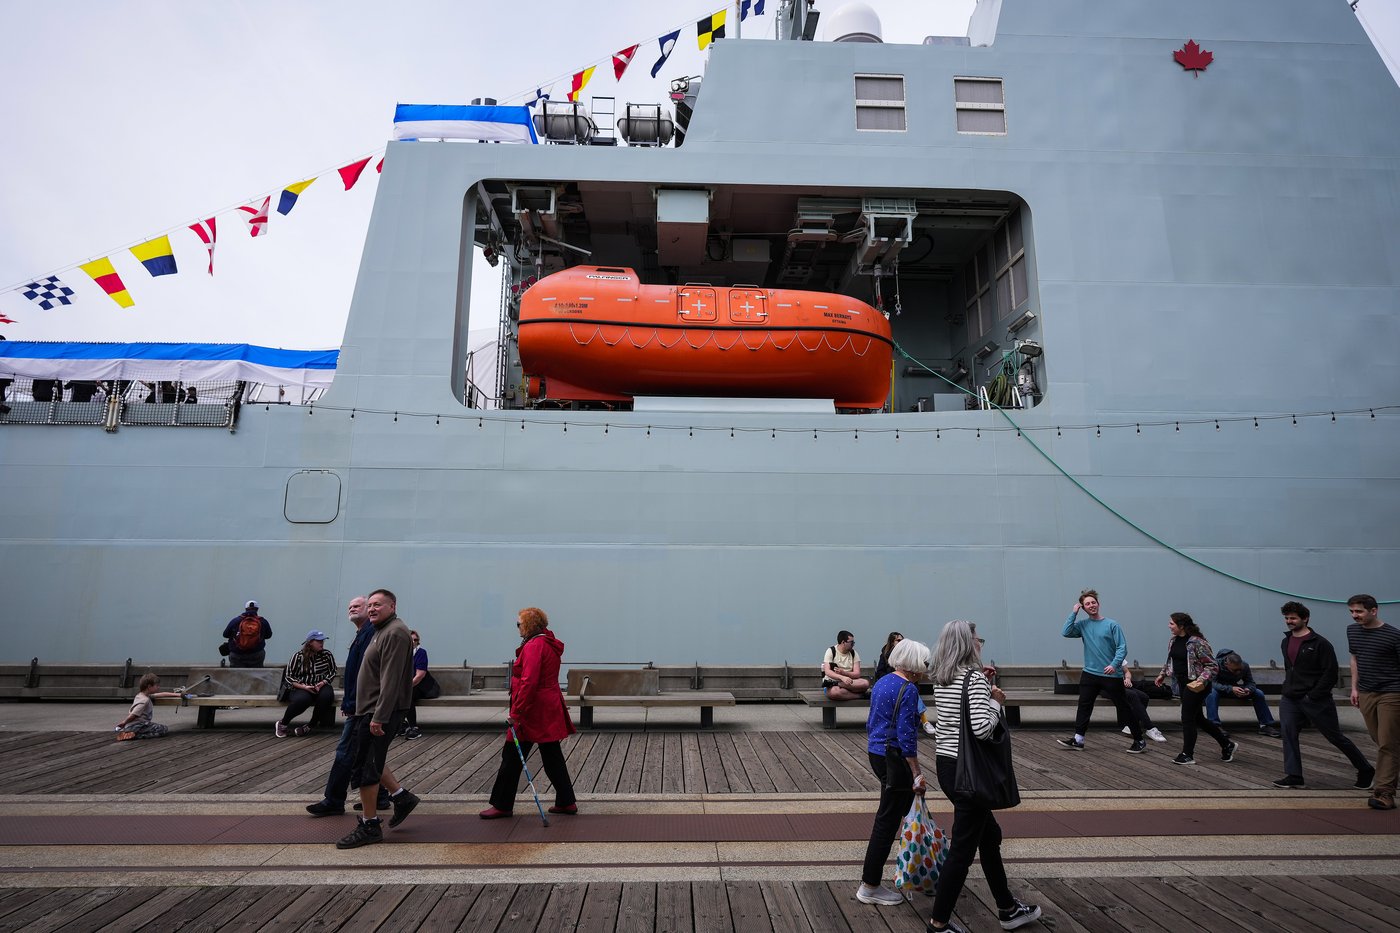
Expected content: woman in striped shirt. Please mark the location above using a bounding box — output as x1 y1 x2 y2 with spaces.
927 621 1040 933
276 630 338 738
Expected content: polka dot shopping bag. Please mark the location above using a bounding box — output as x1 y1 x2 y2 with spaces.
893 796 947 895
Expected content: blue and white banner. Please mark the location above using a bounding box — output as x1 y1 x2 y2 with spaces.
0 342 339 388
392 104 539 143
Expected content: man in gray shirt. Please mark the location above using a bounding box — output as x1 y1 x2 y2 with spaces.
336 588 422 848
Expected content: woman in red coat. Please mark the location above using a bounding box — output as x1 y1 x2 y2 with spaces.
480 607 579 818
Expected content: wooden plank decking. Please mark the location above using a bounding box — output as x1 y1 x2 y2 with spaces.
0 726 1376 797
1 876 1398 933
0 721 1392 932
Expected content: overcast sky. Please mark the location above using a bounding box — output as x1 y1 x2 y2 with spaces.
1 1 1396 351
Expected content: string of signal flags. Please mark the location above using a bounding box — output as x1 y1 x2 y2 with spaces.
3 2 767 322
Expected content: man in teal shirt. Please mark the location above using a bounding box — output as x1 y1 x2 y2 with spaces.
1057 589 1145 753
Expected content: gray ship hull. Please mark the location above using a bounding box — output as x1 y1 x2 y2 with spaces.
3 0 1398 667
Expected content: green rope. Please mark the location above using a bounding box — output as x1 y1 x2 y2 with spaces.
893 340 1394 606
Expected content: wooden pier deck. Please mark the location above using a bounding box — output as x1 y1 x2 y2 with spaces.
0 715 1394 932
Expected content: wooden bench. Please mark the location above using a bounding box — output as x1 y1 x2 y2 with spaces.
800 686 1079 728
565 669 735 727
156 667 477 728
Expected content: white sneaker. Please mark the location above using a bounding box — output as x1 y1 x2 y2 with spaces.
855 884 904 906
923 721 937 735
1121 726 1132 735
1146 727 1167 742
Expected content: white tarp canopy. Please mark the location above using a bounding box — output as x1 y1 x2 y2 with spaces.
0 342 338 388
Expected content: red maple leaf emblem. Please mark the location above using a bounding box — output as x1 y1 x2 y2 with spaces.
1174 39 1213 76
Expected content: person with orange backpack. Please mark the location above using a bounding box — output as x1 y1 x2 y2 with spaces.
223 600 273 667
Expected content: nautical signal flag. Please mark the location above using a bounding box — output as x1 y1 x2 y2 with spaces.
79 258 134 309
20 275 75 310
651 29 680 78
613 44 639 81
338 157 372 191
740 0 765 19
277 178 316 215
527 86 551 109
189 217 217 275
238 196 271 237
698 9 726 49
130 235 178 277
568 66 596 103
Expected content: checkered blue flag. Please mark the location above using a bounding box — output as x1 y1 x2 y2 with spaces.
20 275 76 310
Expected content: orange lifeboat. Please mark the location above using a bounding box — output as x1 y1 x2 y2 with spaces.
517 266 893 408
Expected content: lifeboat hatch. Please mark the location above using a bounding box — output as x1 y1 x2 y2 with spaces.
678 287 718 322
728 289 768 324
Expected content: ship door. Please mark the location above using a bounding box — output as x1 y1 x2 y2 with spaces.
678 287 718 322
729 289 768 324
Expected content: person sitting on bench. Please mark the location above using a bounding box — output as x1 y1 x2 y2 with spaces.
822 630 871 700
1208 651 1281 737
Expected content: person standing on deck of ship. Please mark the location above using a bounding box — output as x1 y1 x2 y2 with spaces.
1346 594 1400 810
822 631 871 700
1272 601 1374 792
306 596 391 817
223 600 271 667
1056 590 1145 753
335 588 420 849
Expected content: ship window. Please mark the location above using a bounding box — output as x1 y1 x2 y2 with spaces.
964 247 993 339
855 74 906 132
954 77 1006 135
990 208 1029 319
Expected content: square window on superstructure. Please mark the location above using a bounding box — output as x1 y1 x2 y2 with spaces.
855 74 906 132
954 77 1006 135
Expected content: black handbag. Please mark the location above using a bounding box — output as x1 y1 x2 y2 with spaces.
953 672 1021 810
417 670 442 700
882 681 914 790
276 676 292 703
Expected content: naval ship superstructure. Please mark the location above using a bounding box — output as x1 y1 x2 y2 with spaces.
2 0 1398 666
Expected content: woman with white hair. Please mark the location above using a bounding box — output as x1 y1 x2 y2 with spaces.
926 620 1040 932
856 636 931 906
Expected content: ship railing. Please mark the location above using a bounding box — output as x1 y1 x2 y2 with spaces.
0 375 322 429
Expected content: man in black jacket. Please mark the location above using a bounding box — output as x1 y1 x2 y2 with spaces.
1272 601 1374 790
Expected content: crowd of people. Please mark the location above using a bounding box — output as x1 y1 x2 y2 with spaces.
116 584 1395 921
841 589 1398 931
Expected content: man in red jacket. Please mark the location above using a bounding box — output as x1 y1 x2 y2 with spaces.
480 607 579 818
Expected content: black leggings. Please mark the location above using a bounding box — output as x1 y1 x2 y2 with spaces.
931 754 1014 924
861 752 916 886
281 684 335 727
1180 685 1229 756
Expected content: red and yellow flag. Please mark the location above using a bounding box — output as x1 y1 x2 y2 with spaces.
78 257 134 308
568 66 596 103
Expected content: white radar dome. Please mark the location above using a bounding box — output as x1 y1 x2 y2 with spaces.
824 2 883 42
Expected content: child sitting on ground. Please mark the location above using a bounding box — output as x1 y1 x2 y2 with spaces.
115 673 184 741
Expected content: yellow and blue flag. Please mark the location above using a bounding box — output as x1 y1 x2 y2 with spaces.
277 178 317 215
130 235 178 277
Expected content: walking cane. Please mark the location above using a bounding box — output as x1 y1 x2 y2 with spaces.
508 721 550 827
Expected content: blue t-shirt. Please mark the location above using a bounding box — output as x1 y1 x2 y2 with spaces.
413 646 429 672
1062 612 1127 675
866 674 919 757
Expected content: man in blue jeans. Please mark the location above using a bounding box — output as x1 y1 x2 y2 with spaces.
305 595 390 816
1207 652 1281 737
